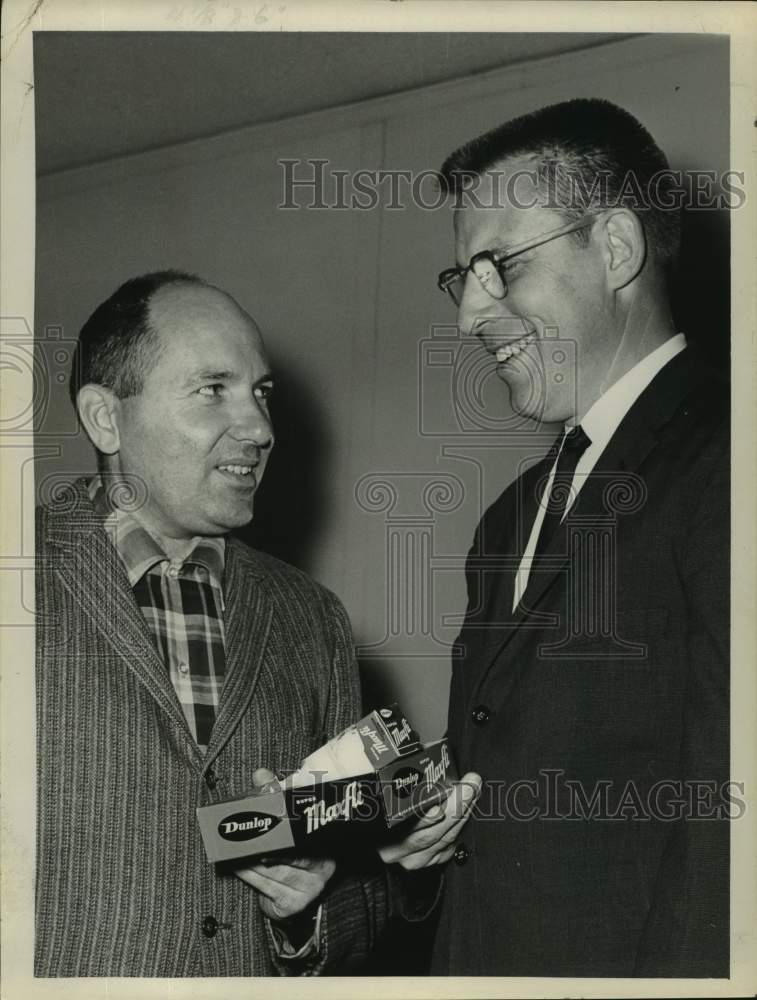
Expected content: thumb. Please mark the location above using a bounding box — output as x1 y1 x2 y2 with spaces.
252 767 278 791
458 772 483 809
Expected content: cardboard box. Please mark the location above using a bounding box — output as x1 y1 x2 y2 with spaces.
197 705 455 863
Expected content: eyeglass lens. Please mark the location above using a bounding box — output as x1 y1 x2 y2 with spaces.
471 255 505 299
442 255 507 306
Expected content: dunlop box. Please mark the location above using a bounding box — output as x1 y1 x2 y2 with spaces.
196 705 455 863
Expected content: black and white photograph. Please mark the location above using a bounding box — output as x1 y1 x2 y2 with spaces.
1 2 755 997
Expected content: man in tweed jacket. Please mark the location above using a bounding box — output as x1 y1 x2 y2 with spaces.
35 271 418 976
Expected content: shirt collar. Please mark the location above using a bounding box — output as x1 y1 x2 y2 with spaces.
567 333 687 449
87 475 226 589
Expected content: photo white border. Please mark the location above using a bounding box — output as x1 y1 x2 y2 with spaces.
2 2 755 997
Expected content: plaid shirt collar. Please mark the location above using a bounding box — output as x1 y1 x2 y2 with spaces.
87 475 226 590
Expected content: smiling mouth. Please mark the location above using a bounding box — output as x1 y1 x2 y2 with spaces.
493 331 537 362
216 464 257 488
217 464 254 476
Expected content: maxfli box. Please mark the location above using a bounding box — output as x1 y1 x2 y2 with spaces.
197 705 455 864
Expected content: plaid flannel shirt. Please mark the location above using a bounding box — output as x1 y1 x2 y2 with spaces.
88 476 226 751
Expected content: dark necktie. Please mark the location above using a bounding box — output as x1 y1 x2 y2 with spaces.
533 425 592 558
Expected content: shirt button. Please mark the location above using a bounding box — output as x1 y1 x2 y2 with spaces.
205 769 217 789
178 661 189 674
453 844 470 866
167 565 180 578
202 915 219 938
471 705 491 725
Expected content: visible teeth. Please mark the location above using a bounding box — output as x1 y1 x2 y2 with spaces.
495 333 536 362
219 465 252 475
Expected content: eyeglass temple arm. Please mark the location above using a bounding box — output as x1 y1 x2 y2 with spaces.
494 214 597 262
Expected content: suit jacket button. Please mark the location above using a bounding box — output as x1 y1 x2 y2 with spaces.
205 769 217 789
202 915 219 938
453 844 470 866
471 705 490 725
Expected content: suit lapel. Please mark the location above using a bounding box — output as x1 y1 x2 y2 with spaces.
471 347 709 704
205 541 273 766
47 490 199 753
469 453 554 682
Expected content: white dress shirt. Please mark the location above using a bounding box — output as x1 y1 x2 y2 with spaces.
512 333 687 610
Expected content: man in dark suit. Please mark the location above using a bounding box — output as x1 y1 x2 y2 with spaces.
35 271 441 976
385 99 730 976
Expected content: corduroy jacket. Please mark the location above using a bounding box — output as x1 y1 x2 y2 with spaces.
35 479 391 977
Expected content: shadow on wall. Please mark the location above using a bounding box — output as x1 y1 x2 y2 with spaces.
672 207 730 373
358 659 402 716
235 357 327 573
356 663 443 974
359 655 445 975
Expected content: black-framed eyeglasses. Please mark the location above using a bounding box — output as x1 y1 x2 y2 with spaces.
437 214 597 307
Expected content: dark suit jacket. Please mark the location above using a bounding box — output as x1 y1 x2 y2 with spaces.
35 479 392 977
431 347 729 977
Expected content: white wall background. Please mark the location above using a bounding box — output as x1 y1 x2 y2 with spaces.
35 33 730 738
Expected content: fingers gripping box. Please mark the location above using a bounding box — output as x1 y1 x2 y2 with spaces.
196 704 455 863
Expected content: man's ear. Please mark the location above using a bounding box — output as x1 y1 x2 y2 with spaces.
599 209 646 291
76 384 122 455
